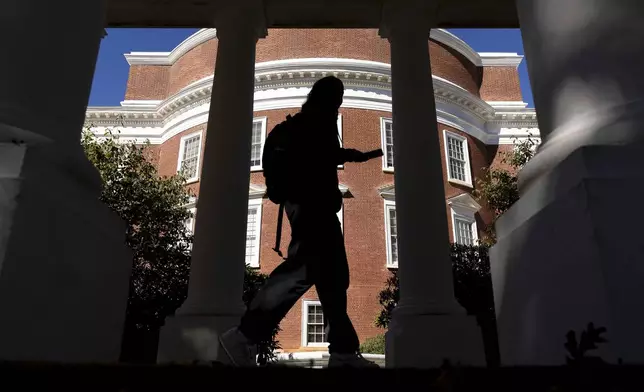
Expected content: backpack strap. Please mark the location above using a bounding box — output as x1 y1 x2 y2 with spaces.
273 203 285 258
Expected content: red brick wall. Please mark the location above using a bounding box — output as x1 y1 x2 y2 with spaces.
480 67 523 101
152 108 497 350
168 39 218 97
124 65 170 100
124 29 483 101
124 28 525 352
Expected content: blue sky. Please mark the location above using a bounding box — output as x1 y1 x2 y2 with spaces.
89 28 532 107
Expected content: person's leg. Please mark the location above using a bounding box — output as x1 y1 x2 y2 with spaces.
238 257 312 344
312 212 359 354
311 210 379 368
220 203 311 366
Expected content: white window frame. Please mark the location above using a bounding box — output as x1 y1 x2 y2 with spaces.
450 209 478 245
442 129 473 187
301 300 329 347
380 117 394 172
337 114 344 169
176 130 203 184
250 117 268 172
337 202 343 233
185 207 196 235
245 198 263 268
383 199 398 268
184 207 197 251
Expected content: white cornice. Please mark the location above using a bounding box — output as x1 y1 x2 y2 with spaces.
479 53 524 68
124 29 217 66
430 29 481 66
447 193 482 212
378 184 396 200
86 58 539 145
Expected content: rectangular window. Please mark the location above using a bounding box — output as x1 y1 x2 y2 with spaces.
384 200 398 267
454 217 475 245
443 130 472 186
451 209 479 246
250 118 267 171
381 118 394 171
183 207 196 250
302 300 328 346
185 208 196 235
337 114 344 169
177 132 202 182
245 199 263 267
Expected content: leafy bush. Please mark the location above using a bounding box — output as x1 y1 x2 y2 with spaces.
474 136 537 245
83 129 280 363
376 244 499 366
244 266 281 365
360 334 385 355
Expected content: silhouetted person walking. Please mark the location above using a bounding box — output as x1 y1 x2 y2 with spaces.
219 76 380 368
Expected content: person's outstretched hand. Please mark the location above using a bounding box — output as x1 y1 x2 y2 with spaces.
344 148 369 163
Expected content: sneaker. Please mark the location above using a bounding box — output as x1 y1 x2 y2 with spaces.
218 327 258 367
328 352 380 368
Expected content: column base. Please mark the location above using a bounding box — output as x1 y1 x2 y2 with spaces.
0 144 131 362
385 309 485 368
491 145 644 365
157 312 243 364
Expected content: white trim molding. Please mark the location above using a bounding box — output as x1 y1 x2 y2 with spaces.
478 53 524 68
125 29 217 66
301 300 329 348
86 58 539 146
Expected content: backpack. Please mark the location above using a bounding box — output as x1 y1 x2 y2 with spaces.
262 114 297 257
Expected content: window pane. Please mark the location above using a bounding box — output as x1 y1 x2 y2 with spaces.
455 218 474 245
306 304 327 344
385 121 394 168
180 135 201 179
245 207 259 264
447 136 467 182
250 122 263 167
388 207 398 264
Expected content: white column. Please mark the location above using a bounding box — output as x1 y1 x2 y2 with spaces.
491 0 644 365
379 2 484 368
157 6 266 363
0 0 132 361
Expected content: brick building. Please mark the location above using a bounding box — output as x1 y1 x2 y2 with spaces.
87 28 539 355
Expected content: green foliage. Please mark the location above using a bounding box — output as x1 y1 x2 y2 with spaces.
375 272 399 329
376 244 499 365
565 323 608 366
360 334 385 354
82 129 280 363
474 136 537 245
82 129 193 331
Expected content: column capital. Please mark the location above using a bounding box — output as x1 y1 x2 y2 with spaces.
379 0 438 40
213 1 267 41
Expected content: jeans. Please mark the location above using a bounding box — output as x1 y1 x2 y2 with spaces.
239 202 359 354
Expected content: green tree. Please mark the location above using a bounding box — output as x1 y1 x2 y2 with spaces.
376 244 499 365
474 136 537 245
82 129 279 364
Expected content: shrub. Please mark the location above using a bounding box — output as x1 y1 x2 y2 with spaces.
360 334 385 355
376 244 499 366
